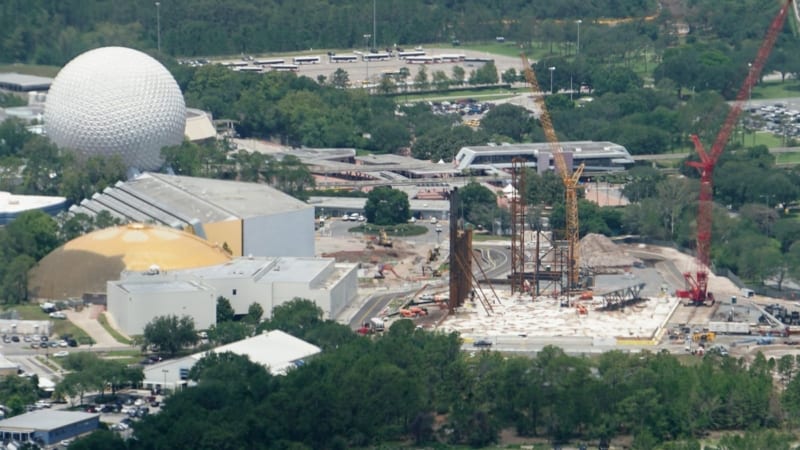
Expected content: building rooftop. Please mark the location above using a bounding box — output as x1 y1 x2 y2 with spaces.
0 192 67 214
0 73 53 92
0 410 98 431
117 279 210 294
146 330 321 376
169 256 336 285
70 172 312 225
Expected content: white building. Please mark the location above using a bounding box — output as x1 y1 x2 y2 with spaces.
142 330 321 390
107 256 358 336
453 141 635 174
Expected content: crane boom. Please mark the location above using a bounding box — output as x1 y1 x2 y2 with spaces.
521 54 584 288
680 0 792 306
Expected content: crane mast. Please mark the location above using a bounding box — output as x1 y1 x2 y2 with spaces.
679 0 792 306
521 54 584 289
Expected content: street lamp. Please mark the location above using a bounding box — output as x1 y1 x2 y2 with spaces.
155 2 161 53
548 66 556 94
576 19 582 56
364 33 372 88
162 369 168 394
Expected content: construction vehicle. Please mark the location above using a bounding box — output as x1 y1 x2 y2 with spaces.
692 331 716 343
521 53 584 289
377 229 393 248
369 317 385 332
677 0 792 306
374 263 402 279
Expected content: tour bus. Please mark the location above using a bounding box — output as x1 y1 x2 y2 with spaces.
292 56 321 65
330 54 358 63
270 64 299 72
397 50 426 59
405 56 436 64
233 66 263 73
254 58 285 66
438 53 465 63
362 52 392 62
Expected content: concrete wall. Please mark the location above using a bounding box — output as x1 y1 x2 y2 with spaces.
328 265 359 319
107 283 217 336
243 208 314 257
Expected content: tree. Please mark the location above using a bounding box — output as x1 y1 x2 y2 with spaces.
246 302 264 324
331 68 350 88
208 321 253 345
216 296 235 323
257 298 323 339
452 65 466 85
414 66 429 90
142 315 199 356
458 182 498 229
363 186 410 225
480 104 533 142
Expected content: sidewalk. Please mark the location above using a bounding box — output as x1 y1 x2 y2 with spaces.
65 305 128 348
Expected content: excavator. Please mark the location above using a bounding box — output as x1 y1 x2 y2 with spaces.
374 263 403 279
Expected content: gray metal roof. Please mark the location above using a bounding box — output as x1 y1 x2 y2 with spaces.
71 172 311 225
0 73 53 91
0 410 98 431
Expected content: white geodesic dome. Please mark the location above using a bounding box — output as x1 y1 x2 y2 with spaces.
44 46 186 171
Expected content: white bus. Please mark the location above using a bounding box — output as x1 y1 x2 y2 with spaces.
233 66 263 73
363 52 392 62
271 64 299 72
254 58 285 66
397 50 426 59
406 56 436 64
438 53 465 63
292 56 321 65
330 54 358 63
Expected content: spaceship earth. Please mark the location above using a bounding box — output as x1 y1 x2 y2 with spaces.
44 46 186 171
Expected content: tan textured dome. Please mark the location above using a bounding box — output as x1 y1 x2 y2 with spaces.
29 223 232 299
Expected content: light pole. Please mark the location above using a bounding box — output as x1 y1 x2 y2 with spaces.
162 369 168 394
748 62 753 144
576 19 582 56
372 0 377 51
364 34 372 88
155 2 161 53
548 66 556 94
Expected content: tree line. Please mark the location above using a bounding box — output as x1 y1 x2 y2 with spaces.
0 0 657 65
67 299 800 450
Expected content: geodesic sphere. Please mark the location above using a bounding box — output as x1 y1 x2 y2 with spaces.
44 47 186 171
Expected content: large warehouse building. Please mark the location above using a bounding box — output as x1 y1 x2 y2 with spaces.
69 172 315 258
108 256 358 335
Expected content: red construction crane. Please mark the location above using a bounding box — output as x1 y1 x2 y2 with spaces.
678 0 792 306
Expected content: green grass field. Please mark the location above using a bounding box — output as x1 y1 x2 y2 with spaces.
98 313 133 345
751 79 800 100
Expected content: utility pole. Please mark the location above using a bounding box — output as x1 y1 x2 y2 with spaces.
155 2 161 53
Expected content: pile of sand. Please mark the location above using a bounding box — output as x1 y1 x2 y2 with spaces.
580 233 643 270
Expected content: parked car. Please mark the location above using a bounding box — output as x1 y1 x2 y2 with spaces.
53 351 69 358
49 311 67 320
11 336 19 343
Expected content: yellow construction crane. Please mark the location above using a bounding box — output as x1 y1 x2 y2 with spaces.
520 54 584 288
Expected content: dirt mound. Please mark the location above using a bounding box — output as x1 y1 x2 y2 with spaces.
580 233 643 270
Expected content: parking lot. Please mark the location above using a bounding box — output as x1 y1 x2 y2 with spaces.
744 99 800 141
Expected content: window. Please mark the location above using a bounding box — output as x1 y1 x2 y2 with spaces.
232 289 237 296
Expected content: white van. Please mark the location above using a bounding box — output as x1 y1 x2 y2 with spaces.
741 288 755 298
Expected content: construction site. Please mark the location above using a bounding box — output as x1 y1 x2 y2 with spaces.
321 0 799 357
